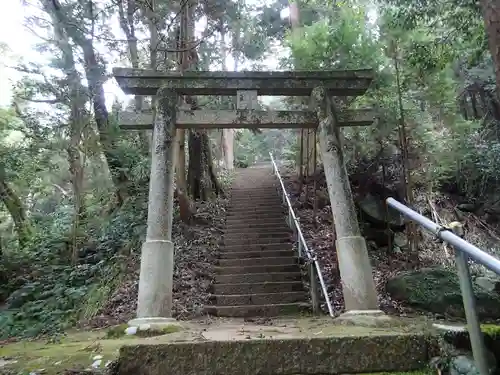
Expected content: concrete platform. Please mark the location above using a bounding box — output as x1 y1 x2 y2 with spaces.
115 316 436 375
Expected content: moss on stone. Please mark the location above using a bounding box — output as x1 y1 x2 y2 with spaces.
106 323 183 339
106 323 130 339
118 334 431 375
386 268 500 319
480 324 500 338
0 335 123 374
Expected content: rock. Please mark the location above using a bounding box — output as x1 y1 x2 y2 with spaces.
358 193 405 230
386 268 500 319
393 232 407 248
363 227 393 247
392 245 402 254
475 276 500 293
125 326 137 335
449 354 495 375
315 190 329 209
457 203 477 213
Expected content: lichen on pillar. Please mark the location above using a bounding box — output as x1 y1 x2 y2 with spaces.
311 85 379 312
130 87 180 328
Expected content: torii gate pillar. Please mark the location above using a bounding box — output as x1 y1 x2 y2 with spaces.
312 86 379 313
129 88 180 328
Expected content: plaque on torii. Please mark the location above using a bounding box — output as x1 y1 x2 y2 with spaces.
112 67 381 326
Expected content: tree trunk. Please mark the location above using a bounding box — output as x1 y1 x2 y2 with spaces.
0 166 30 247
49 9 87 263
187 130 223 200
47 0 131 206
220 25 234 170
176 127 192 222
175 0 197 222
188 131 205 200
222 129 234 169
118 0 150 154
481 0 500 98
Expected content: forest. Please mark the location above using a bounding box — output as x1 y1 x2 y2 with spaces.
1 0 500 361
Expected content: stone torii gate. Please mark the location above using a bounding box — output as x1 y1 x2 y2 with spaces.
113 68 381 326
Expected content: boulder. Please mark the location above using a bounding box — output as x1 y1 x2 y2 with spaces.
393 232 408 248
475 276 500 293
456 203 477 213
363 226 393 247
357 193 405 230
386 268 500 319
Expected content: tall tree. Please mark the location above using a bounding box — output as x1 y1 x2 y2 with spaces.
480 0 500 97
45 0 132 206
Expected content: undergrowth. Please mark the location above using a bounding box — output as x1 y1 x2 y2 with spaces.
0 192 148 339
0 170 234 340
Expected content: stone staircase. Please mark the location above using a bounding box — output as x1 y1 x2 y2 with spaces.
206 165 308 317
116 165 437 375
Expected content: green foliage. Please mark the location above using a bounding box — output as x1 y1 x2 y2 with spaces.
0 193 147 339
234 128 296 166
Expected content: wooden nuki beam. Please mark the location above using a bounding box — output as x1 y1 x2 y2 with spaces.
112 68 374 96
118 109 376 130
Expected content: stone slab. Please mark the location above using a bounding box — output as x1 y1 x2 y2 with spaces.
117 332 431 375
113 68 374 96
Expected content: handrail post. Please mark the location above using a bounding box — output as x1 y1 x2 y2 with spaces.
386 197 492 375
454 250 490 375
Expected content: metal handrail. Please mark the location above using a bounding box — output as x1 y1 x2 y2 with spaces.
269 152 334 317
387 197 496 375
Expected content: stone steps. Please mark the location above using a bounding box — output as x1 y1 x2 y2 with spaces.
215 264 299 275
223 222 289 231
218 249 296 259
221 243 292 252
227 198 281 205
223 230 292 240
225 212 285 219
213 281 304 294
215 271 302 284
204 302 307 317
212 291 306 305
224 218 288 226
117 331 432 374
223 236 291 246
207 167 307 317
218 256 298 267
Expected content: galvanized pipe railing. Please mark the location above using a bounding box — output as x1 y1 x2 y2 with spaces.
269 152 334 317
387 197 499 375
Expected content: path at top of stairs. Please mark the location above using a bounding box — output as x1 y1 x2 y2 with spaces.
205 166 308 317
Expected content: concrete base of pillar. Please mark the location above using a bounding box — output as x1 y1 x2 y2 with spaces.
128 317 182 330
136 240 175 319
336 236 378 311
340 309 385 317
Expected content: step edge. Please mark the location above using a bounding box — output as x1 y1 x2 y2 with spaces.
212 291 305 297
216 272 302 277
